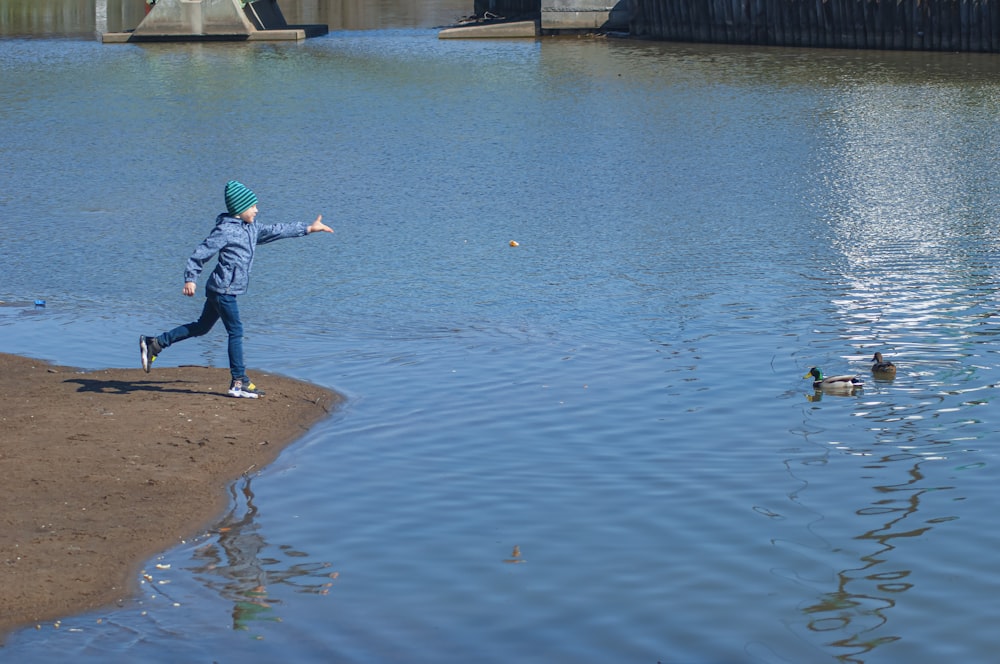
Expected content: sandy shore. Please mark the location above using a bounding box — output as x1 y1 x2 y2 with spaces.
0 352 341 638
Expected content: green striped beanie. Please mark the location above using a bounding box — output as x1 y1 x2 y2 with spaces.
225 180 257 216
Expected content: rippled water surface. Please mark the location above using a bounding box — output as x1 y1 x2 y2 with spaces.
2 11 1000 663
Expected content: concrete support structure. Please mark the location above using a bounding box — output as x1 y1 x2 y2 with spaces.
541 1 629 31
438 0 630 38
439 19 540 38
101 0 326 43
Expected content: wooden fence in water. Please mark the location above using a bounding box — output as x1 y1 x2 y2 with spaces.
628 0 1000 52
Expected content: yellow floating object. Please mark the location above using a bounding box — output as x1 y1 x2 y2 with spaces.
509 240 519 247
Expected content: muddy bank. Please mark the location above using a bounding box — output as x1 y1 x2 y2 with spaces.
0 352 340 637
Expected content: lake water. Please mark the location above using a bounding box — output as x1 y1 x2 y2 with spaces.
2 4 1000 662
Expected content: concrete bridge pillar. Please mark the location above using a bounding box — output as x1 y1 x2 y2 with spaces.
134 0 253 38
101 0 327 42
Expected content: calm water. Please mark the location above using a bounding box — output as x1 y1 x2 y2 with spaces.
2 6 1000 663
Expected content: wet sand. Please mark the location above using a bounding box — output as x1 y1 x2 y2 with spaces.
0 352 341 637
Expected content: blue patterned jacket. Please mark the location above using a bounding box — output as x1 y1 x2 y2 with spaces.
184 213 308 296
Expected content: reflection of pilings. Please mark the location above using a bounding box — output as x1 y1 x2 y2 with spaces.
803 463 936 663
95 0 107 35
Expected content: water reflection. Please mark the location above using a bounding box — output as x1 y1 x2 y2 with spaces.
801 461 949 663
790 67 998 661
796 359 982 661
805 388 860 402
819 77 1000 367
188 478 337 633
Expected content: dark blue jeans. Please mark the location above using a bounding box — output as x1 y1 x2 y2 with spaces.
157 291 245 380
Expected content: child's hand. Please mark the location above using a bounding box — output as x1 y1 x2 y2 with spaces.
183 282 196 297
307 215 333 234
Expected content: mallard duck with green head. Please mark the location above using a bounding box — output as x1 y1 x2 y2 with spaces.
804 367 863 390
870 352 897 378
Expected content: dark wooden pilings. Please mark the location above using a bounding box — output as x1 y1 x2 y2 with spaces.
474 0 540 17
468 0 1000 50
627 0 1000 52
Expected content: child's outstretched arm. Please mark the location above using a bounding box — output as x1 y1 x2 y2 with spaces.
307 215 333 234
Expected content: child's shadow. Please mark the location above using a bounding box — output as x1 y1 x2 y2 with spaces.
64 377 220 397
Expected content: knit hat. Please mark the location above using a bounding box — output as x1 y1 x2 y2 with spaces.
225 180 257 216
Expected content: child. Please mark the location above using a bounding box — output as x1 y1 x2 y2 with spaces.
140 180 333 398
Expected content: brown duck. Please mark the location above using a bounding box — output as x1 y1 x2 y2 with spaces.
870 352 897 378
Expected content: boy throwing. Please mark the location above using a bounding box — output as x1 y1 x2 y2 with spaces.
140 180 332 398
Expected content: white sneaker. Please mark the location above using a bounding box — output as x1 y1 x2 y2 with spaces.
139 335 160 373
228 379 259 399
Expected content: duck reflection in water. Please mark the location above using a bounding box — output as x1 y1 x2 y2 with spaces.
189 477 337 632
